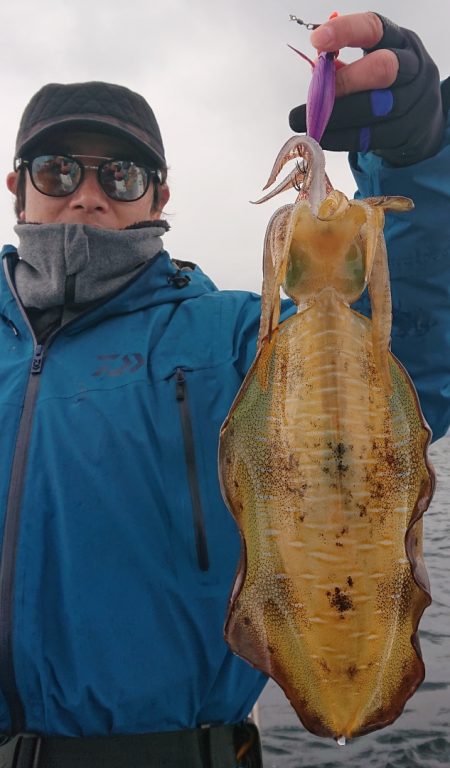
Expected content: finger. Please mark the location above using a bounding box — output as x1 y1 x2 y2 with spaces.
318 119 405 154
292 77 441 161
364 15 412 52
289 89 395 136
335 50 399 97
291 88 401 135
318 104 431 155
310 12 383 53
290 65 426 135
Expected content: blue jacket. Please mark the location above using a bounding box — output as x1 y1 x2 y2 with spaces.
0 121 450 736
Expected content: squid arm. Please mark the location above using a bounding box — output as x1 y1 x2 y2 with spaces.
257 205 292 351
351 195 414 394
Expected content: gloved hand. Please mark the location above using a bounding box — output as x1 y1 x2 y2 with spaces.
289 13 448 166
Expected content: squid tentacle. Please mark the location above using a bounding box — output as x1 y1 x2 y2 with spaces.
253 135 330 215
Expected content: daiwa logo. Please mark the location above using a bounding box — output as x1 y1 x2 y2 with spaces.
92 353 145 378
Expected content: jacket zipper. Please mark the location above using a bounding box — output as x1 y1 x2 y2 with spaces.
175 369 210 572
0 343 46 732
0 257 52 731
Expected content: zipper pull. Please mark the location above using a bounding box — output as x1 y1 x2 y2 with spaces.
0 315 20 337
31 345 44 375
176 368 185 401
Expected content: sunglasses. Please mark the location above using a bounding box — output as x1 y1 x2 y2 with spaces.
15 154 161 202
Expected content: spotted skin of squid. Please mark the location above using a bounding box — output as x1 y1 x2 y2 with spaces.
219 137 435 741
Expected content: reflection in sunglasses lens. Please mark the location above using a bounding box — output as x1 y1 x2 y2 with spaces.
29 155 151 200
100 161 148 201
32 155 81 196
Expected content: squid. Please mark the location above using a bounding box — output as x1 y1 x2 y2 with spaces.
219 136 435 741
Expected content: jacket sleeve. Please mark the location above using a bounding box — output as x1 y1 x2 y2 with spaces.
349 112 450 442
231 293 295 379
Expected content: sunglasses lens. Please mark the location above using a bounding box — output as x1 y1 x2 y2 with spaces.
31 155 81 196
99 160 150 201
27 156 154 201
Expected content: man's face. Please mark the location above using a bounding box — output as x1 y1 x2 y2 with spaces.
6 131 169 230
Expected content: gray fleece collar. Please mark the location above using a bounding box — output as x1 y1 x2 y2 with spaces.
14 222 166 310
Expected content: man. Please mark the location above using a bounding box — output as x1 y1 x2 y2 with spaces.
0 11 449 768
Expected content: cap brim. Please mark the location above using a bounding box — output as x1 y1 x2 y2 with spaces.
17 115 166 168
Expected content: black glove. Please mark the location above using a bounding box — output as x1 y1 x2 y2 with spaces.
289 14 447 166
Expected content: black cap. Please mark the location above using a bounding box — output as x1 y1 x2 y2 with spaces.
15 81 166 168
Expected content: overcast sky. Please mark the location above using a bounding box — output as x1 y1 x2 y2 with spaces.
1 0 449 292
